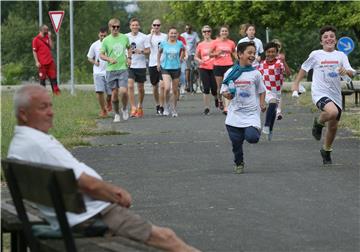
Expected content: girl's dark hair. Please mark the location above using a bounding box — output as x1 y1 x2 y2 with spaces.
319 25 337 40
168 26 177 32
264 42 279 52
237 41 256 53
245 23 255 33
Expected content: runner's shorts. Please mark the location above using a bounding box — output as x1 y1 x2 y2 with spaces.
128 68 147 83
106 70 128 89
94 75 112 95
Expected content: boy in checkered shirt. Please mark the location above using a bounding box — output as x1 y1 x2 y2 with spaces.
258 42 288 140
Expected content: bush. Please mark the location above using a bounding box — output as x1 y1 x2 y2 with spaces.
74 65 93 84
1 63 24 85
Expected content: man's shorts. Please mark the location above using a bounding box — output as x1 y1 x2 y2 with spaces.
185 55 195 69
39 61 57 80
213 65 232 77
128 68 147 83
100 204 152 242
94 75 112 95
106 70 128 89
316 96 342 121
161 68 181 80
148 66 163 85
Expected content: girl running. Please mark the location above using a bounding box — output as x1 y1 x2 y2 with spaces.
238 24 264 67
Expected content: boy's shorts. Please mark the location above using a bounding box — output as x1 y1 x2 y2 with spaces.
148 66 163 85
128 68 147 83
316 96 342 121
94 75 112 95
106 70 128 89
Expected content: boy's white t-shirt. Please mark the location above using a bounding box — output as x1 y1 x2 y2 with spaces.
126 32 150 69
86 40 107 76
220 68 266 129
301 49 355 109
147 32 167 67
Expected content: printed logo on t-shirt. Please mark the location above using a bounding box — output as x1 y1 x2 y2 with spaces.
167 48 178 60
113 44 125 57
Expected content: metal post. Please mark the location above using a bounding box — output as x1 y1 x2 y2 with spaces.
69 0 75 95
266 27 269 43
57 33 60 85
38 0 42 25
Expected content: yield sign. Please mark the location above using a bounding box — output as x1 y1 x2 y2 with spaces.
49 11 65 33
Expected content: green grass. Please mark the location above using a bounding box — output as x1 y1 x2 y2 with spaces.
298 93 360 136
1 89 123 158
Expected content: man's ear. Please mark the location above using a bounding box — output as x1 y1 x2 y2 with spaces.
18 108 28 123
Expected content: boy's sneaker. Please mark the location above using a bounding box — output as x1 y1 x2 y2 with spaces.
320 148 332 165
136 107 144 118
113 114 121 122
156 105 161 115
262 126 270 135
171 109 178 117
122 109 129 121
163 106 170 116
204 108 210 115
234 162 244 174
312 117 324 141
159 106 164 116
276 112 283 120
130 108 137 117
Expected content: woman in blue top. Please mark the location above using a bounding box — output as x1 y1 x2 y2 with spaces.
157 27 184 117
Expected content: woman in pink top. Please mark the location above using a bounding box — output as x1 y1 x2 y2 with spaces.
210 26 236 112
195 25 217 115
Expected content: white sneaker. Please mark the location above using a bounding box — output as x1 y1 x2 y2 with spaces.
163 106 170 116
299 84 306 93
262 126 270 134
113 114 121 122
122 109 129 121
172 109 178 117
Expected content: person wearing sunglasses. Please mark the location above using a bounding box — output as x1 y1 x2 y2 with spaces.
195 25 217 115
100 18 132 123
126 18 150 118
147 19 167 115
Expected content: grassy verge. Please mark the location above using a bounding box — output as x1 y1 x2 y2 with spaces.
1 89 123 159
298 92 360 136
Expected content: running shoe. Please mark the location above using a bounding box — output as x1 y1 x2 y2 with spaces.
99 109 108 118
312 117 324 141
159 106 164 116
163 107 170 116
204 108 210 115
276 112 283 120
122 109 129 121
215 98 219 108
234 162 244 174
130 107 137 117
136 107 144 118
113 114 121 122
262 126 270 135
320 148 332 164
156 105 161 115
53 85 61 96
172 109 178 117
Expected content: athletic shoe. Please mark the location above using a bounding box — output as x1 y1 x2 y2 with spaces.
234 162 244 174
122 109 129 121
204 108 210 115
156 105 161 115
312 117 324 141
320 148 332 164
215 98 219 108
136 107 144 118
276 112 283 120
99 109 108 118
130 107 137 117
163 107 170 116
159 106 164 116
113 114 121 122
172 109 178 117
53 85 61 96
219 101 224 110
262 126 270 135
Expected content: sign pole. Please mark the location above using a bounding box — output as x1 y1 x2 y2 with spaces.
57 33 60 85
38 0 42 25
70 0 75 95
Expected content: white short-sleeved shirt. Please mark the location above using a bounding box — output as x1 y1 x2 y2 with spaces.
181 32 200 56
301 49 355 109
147 33 167 67
126 32 150 69
7 126 110 230
87 40 107 76
238 37 264 66
220 68 266 129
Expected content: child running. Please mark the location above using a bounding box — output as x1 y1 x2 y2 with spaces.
292 25 355 165
258 42 288 141
221 41 266 174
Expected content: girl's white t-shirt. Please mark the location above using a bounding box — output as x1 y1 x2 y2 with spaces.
220 68 266 129
301 49 355 109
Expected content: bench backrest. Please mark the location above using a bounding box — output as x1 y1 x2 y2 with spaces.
2 158 86 213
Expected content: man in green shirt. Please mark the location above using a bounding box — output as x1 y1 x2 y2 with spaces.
100 18 132 122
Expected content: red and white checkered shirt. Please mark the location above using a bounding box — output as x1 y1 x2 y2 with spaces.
258 59 284 92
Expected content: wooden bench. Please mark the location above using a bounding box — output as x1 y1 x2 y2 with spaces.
1 158 159 252
341 79 360 110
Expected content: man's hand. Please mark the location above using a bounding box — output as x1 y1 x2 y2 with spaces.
109 184 132 208
109 58 117 64
48 31 52 38
35 62 41 68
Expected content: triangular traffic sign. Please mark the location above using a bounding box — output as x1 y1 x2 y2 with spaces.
49 11 65 33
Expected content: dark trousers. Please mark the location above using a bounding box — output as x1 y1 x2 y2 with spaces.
264 103 277 131
226 125 260 165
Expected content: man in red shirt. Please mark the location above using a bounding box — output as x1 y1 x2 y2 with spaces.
32 25 60 95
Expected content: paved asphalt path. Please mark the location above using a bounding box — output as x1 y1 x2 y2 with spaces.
68 93 359 252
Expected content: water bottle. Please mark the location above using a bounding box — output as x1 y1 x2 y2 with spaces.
336 67 352 82
228 80 236 96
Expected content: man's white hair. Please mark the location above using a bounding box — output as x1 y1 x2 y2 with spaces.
14 85 47 118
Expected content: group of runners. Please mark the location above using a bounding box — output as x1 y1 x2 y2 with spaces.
86 19 354 170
